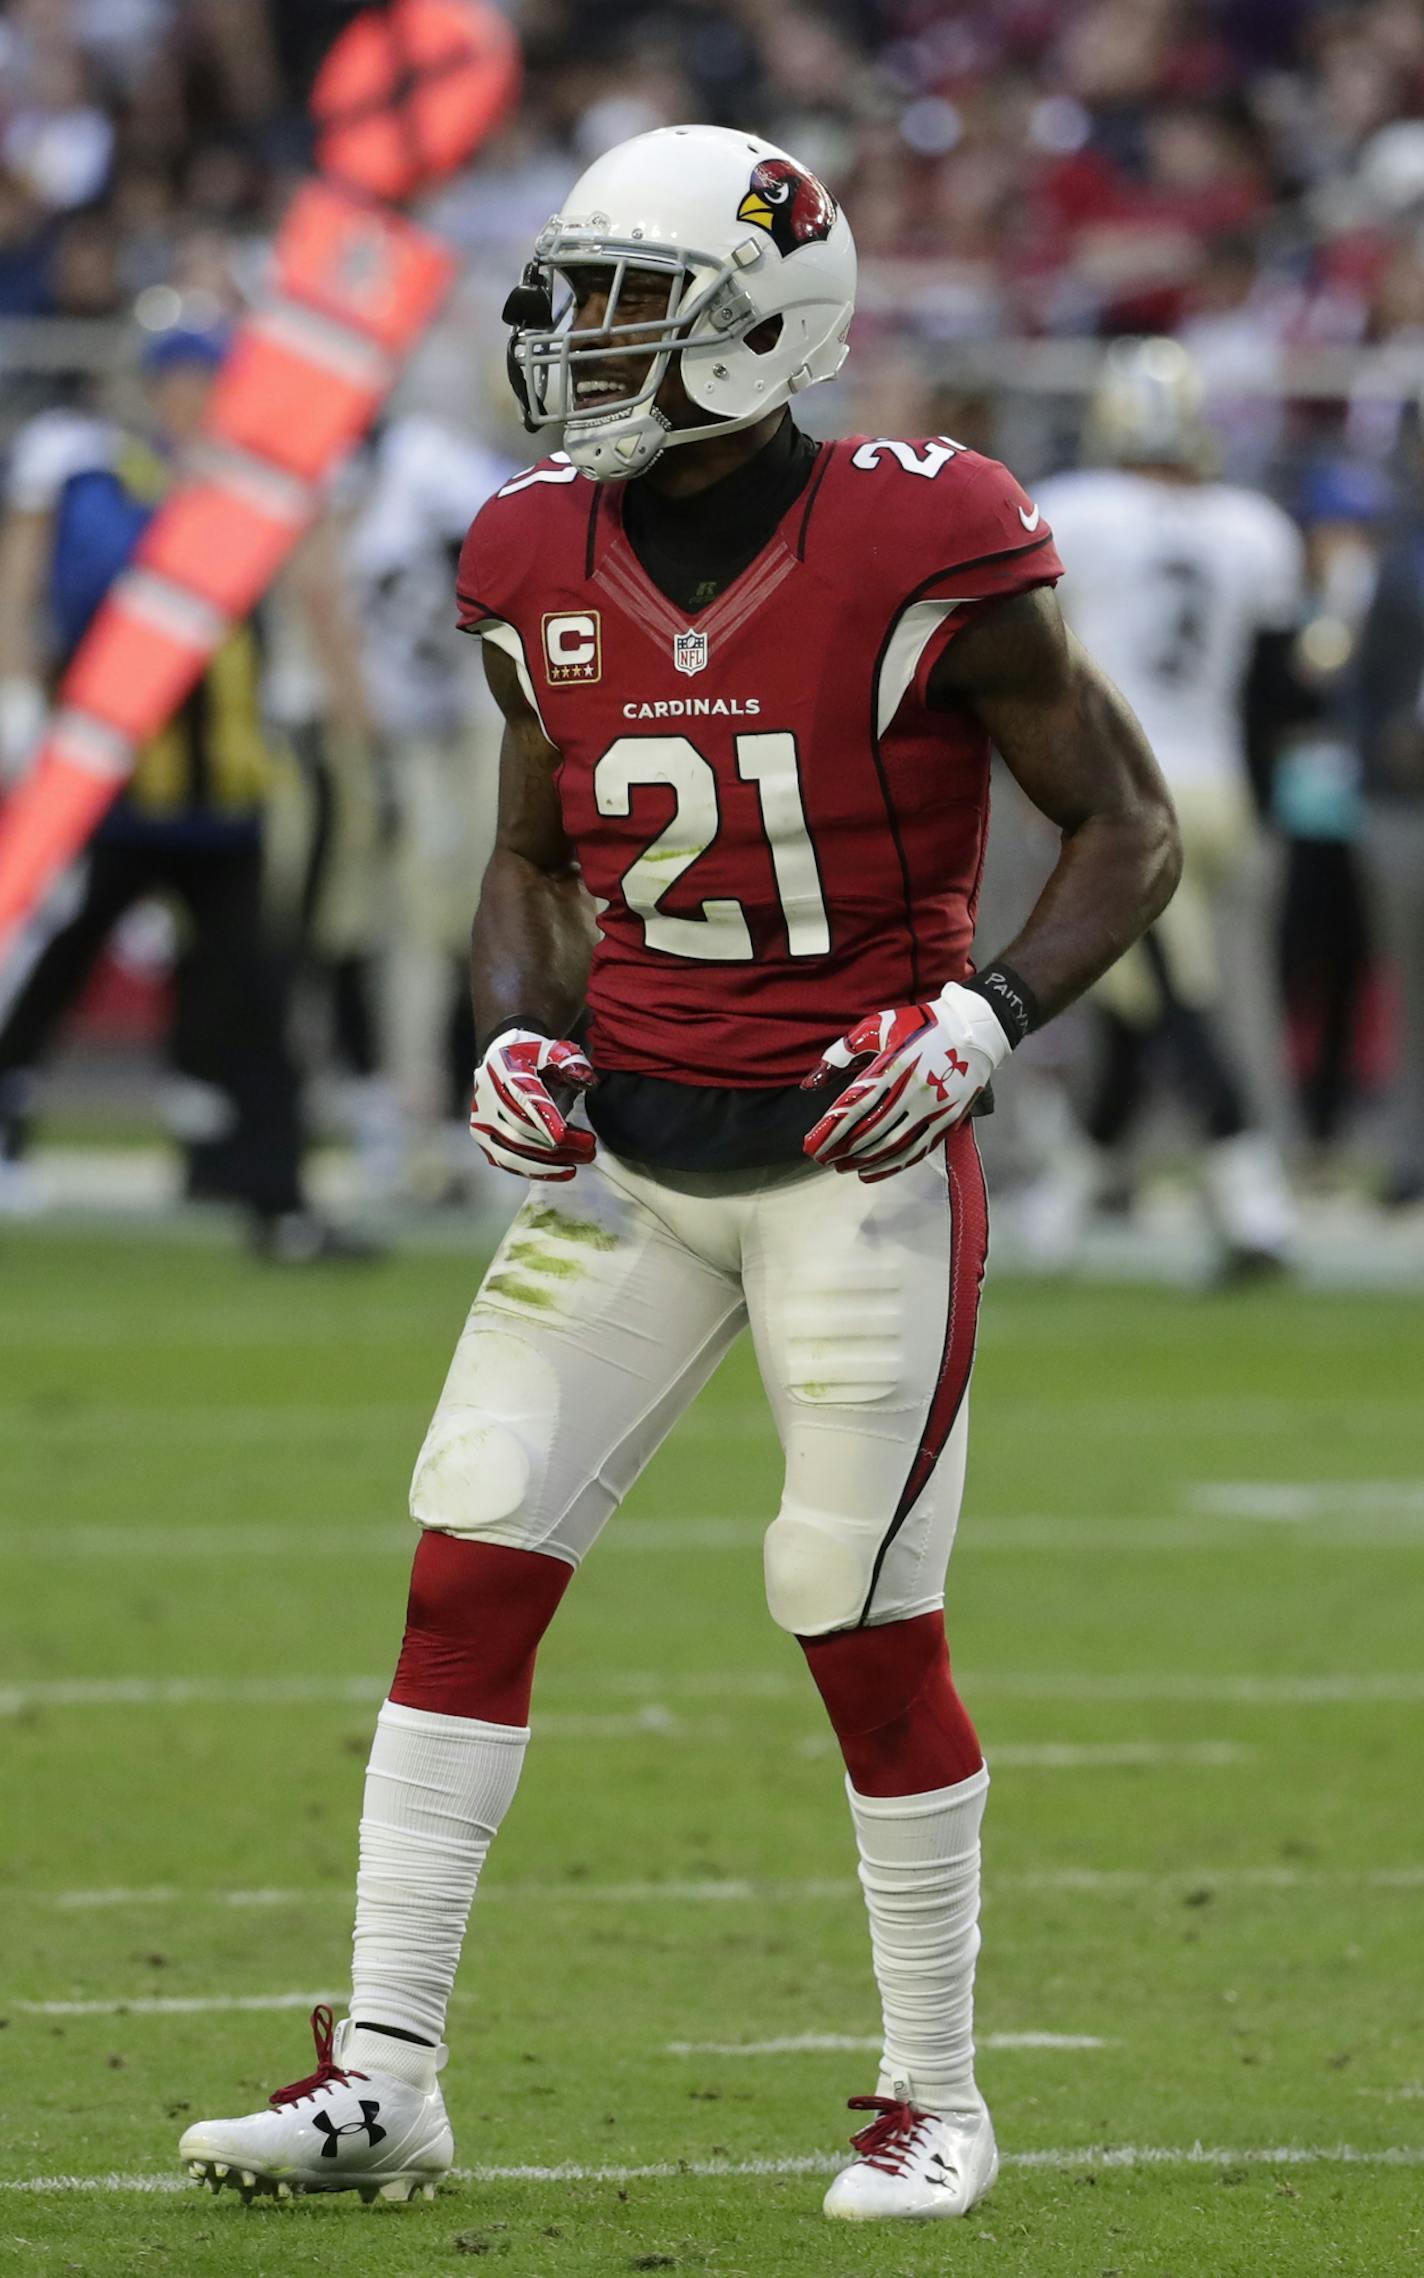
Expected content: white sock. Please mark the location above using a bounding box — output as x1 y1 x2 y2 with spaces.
349 1699 528 2056
1202 1132 1296 1254
847 1764 990 2115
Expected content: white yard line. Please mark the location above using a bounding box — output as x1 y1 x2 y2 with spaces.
1190 1480 1424 1520
20 1863 1424 1912
561 1668 1424 1706
12 1992 343 2017
666 2032 1109 2056
6 1666 1424 1715
971 1673 1424 1704
0 1678 720 1734
3 2146 1424 2193
12 1512 1424 1559
797 1737 1249 1768
35 1878 855 1910
3 1519 770 1560
0 1404 418 1440
0 1675 387 1713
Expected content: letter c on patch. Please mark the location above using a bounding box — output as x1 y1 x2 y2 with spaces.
542 611 602 684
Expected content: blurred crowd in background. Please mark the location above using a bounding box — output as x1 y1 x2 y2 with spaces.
2 0 1424 1267
13 0 1424 373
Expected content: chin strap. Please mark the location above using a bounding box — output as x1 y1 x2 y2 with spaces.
564 405 674 482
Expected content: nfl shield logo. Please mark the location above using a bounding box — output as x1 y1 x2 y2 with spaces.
673 628 709 677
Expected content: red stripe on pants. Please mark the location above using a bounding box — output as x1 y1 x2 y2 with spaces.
859 1120 989 1624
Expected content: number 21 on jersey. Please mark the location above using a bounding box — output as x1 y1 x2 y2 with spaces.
594 731 830 961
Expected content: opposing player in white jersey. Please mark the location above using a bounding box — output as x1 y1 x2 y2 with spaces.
1024 339 1302 1276
178 126 1179 2221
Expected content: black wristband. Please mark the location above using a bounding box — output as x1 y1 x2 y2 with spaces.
477 1015 551 1061
962 961 1041 1051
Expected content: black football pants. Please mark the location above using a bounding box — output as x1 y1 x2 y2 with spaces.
0 832 306 1216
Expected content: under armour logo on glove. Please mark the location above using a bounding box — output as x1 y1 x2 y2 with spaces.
312 2103 387 2158
801 984 1011 1182
469 1029 596 1183
926 1051 969 1104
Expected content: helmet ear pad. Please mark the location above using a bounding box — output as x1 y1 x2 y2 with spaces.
676 271 852 427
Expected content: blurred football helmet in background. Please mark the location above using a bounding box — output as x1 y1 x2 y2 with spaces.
1084 337 1214 474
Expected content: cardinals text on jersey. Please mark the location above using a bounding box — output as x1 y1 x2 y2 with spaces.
457 439 1062 1085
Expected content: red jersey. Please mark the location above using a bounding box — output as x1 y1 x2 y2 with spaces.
457 434 1060 1086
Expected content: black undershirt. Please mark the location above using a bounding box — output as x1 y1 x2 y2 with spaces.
585 419 846 1174
620 414 820 614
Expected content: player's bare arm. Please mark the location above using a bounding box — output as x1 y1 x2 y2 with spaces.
803 586 1180 1182
933 585 1182 1021
466 642 597 1179
471 642 593 1042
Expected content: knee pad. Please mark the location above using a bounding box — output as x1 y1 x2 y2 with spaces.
409 1323 559 1538
409 1409 532 1534
763 1502 874 1636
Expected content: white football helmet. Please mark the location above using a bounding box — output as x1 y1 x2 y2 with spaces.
1084 337 1213 473
503 123 856 482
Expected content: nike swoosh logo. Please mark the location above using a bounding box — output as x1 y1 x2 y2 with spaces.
1018 503 1041 531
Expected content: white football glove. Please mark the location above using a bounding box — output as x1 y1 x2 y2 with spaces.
802 983 1010 1182
469 1027 596 1181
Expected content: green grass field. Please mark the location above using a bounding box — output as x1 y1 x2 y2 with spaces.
2 1227 1423 2277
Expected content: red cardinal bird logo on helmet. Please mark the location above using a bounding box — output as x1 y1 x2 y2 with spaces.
736 159 838 255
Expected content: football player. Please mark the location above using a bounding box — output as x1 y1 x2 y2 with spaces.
180 127 1180 2220
1022 339 1304 1277
346 411 513 1197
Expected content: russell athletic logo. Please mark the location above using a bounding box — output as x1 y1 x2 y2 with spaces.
312 2103 387 2158
542 611 601 684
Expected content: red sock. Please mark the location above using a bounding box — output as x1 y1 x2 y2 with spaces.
389 1535 572 1724
800 1610 983 1797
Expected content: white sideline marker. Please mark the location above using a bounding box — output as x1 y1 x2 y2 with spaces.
666 2032 1109 2056
4 2146 1424 2193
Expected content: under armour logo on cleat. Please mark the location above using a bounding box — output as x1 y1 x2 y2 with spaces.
312 2103 386 2158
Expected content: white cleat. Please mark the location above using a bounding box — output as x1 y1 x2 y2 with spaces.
823 2091 999 2221
178 2004 452 2204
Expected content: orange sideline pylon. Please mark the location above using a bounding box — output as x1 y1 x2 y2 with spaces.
0 0 519 965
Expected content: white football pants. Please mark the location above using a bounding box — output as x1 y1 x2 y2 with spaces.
409 1130 987 1636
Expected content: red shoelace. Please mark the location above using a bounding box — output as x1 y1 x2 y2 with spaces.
268 2004 370 2108
845 2095 933 2176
